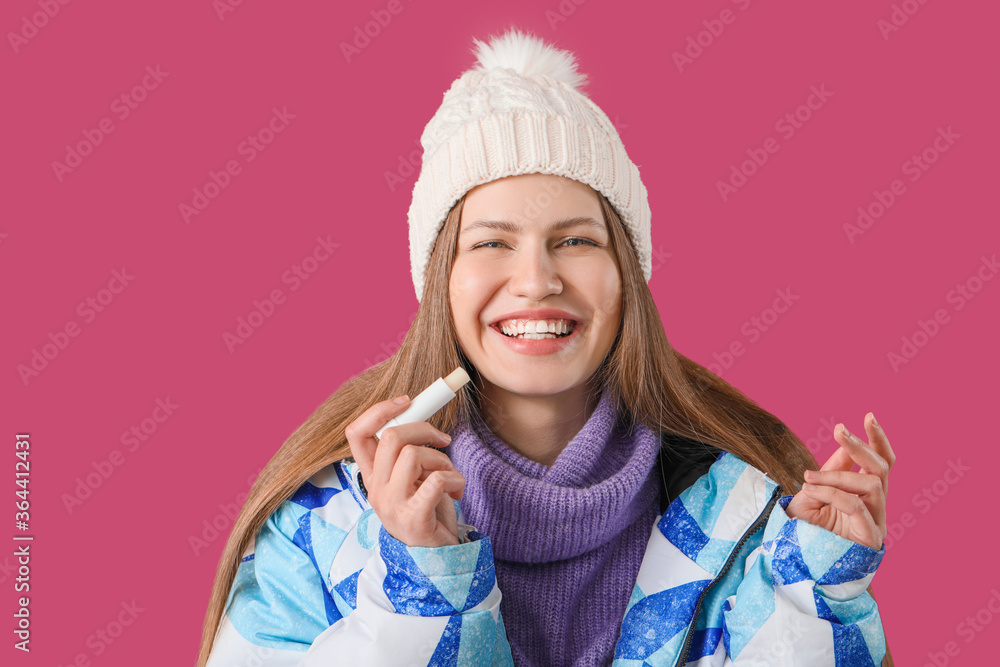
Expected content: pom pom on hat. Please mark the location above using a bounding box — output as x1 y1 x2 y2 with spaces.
407 27 652 303
469 27 588 92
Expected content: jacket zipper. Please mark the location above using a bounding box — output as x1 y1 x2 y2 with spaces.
673 484 783 667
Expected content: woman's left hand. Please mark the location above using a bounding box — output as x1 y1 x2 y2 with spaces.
784 412 896 551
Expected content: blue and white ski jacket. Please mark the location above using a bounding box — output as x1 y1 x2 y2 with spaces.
205 449 886 666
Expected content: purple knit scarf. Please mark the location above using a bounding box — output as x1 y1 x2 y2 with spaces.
445 389 662 666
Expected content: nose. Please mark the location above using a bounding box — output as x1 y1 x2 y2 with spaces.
507 243 562 300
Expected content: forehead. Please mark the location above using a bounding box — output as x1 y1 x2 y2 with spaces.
460 174 604 234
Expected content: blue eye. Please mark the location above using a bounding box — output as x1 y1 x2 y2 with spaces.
470 238 598 250
471 240 506 249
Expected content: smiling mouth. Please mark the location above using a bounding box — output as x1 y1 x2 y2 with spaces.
500 330 571 339
493 318 577 339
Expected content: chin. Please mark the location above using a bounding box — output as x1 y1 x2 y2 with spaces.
485 374 586 398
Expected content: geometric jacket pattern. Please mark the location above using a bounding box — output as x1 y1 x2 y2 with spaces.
205 450 886 666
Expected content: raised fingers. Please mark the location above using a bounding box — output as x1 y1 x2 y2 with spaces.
803 469 886 527
834 424 890 492
863 412 896 475
820 445 854 472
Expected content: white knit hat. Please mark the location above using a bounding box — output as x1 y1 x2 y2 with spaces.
407 27 652 303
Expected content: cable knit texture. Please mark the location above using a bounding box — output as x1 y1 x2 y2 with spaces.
445 390 662 666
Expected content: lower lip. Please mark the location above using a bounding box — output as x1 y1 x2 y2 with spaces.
489 323 581 356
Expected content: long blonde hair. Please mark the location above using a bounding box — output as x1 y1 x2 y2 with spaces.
197 188 825 665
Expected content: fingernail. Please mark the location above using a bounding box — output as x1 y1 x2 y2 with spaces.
841 425 851 438
871 412 879 428
393 395 409 405
443 434 452 442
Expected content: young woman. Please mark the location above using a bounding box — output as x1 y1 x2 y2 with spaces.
198 28 895 666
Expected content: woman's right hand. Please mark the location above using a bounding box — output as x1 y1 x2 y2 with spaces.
345 395 465 547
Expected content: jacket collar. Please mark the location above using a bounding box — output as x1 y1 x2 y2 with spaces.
656 431 723 512
615 447 782 666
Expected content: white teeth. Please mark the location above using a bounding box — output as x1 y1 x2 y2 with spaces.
516 332 558 339
497 318 575 338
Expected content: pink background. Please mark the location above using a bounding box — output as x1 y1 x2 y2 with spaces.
3 0 998 665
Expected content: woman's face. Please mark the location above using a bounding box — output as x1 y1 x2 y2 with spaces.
449 173 622 399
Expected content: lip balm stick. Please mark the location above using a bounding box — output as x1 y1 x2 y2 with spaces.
374 367 471 440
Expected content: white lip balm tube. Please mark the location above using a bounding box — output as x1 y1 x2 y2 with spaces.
374 367 471 440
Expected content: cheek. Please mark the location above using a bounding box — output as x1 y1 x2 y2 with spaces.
449 266 488 333
451 262 497 305
449 268 471 316
581 263 622 318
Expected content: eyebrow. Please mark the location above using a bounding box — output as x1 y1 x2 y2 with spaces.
460 216 604 236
